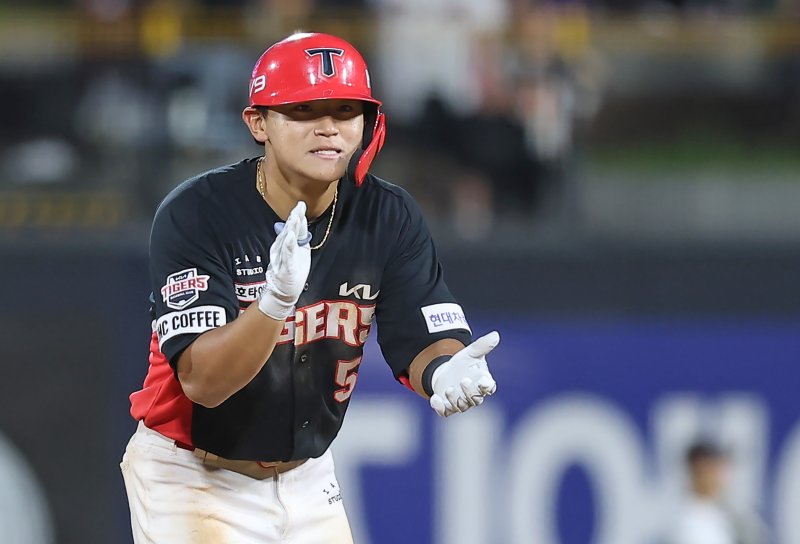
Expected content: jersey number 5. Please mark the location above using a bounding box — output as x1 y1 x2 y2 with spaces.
334 356 362 403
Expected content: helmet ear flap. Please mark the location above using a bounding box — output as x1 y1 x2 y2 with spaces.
347 110 386 186
362 104 379 147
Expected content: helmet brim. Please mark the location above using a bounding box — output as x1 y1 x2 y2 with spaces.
250 88 381 108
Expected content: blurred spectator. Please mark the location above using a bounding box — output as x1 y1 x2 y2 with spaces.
667 441 767 544
400 90 544 238
452 95 546 219
264 0 315 29
315 0 370 8
78 0 134 22
564 0 782 14
369 0 509 121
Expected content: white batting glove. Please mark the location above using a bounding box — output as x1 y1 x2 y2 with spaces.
257 202 311 320
429 331 499 417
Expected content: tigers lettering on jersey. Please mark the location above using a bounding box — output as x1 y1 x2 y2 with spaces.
277 300 375 347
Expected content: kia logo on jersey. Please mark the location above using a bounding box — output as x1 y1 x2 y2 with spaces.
339 282 379 301
160 268 210 310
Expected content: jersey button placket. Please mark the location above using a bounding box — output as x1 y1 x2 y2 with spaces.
299 354 308 363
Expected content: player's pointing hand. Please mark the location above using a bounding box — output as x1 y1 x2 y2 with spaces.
257 201 312 320
429 331 499 417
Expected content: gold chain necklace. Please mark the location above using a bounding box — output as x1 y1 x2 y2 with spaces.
256 157 337 251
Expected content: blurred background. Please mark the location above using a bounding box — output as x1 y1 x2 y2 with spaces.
1 0 799 543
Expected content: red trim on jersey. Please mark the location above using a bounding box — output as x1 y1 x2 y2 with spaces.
398 374 415 393
129 332 193 447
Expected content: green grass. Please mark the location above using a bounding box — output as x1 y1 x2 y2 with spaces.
585 134 800 177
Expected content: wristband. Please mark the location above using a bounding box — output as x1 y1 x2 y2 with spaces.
422 355 452 397
257 293 294 320
257 270 297 320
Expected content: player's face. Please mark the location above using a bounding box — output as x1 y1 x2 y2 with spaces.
690 457 728 497
264 99 365 184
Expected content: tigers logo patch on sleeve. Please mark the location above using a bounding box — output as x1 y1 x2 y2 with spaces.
160 268 210 310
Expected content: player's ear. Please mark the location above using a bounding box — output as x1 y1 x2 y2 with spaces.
242 107 269 144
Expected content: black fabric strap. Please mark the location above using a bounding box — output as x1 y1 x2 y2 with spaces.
422 355 453 397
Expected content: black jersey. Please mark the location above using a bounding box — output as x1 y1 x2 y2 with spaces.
130 157 472 461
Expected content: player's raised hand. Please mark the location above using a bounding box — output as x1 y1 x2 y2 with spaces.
429 331 499 417
257 201 311 320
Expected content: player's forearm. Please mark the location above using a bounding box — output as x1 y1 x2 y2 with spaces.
177 303 284 408
177 202 310 408
406 338 465 398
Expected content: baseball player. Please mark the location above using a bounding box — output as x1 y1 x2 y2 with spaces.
122 32 499 543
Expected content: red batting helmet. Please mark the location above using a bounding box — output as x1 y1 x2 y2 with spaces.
249 32 386 186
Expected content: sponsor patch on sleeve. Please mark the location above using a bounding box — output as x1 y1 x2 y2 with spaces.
160 268 210 310
421 303 471 334
235 280 267 303
156 305 226 349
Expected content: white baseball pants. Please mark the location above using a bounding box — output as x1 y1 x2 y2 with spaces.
120 422 354 544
